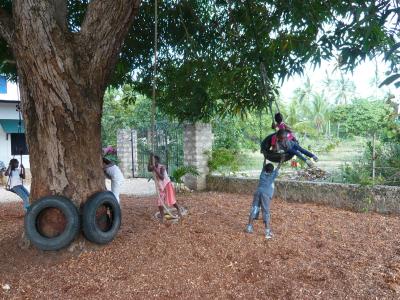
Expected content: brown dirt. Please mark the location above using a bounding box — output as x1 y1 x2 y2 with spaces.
1 192 400 299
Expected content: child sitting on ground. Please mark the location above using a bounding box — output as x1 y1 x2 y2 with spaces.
148 154 182 223
5 159 30 212
103 157 125 204
274 129 318 167
246 162 281 239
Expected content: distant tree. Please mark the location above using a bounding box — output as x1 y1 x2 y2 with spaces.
308 93 331 134
331 99 392 135
332 73 356 105
293 77 315 104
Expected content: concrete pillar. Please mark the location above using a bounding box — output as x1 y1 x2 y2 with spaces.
183 123 213 191
117 129 137 178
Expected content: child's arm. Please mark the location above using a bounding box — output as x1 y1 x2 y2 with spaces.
20 164 25 179
272 163 282 180
4 165 11 176
283 123 292 132
104 168 112 180
154 166 165 180
147 154 154 172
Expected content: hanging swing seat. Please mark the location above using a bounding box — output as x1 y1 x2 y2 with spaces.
261 133 294 163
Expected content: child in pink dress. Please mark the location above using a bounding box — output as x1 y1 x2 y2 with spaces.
148 154 182 223
272 112 296 141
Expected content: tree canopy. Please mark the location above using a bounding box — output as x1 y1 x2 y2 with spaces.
1 0 399 121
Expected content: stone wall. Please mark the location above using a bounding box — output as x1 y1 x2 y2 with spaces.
207 175 400 214
117 129 137 178
184 123 213 190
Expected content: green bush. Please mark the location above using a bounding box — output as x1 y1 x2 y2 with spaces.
206 148 240 175
340 140 400 186
171 165 199 184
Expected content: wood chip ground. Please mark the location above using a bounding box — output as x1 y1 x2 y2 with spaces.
1 192 399 299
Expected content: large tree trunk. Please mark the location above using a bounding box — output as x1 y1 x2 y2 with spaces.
17 73 105 204
0 0 140 234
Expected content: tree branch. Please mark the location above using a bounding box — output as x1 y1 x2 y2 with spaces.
0 8 14 45
79 0 140 89
53 0 68 31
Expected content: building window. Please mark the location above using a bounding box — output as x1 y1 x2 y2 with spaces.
11 133 28 155
0 76 7 94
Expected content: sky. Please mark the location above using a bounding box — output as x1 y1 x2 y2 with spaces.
279 56 397 105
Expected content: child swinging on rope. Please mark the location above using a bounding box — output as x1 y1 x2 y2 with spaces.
148 154 182 223
269 113 318 167
273 129 318 167
5 158 30 212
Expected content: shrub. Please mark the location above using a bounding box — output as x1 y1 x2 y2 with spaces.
206 148 240 175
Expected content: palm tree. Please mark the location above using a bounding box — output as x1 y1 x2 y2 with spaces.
302 93 330 134
293 77 315 104
332 73 356 105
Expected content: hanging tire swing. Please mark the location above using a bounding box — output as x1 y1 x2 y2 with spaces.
24 196 80 251
82 191 121 245
261 133 294 163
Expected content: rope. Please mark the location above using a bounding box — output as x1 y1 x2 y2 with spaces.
244 1 276 120
151 0 158 152
5 78 24 191
150 0 177 220
274 99 280 114
16 79 24 186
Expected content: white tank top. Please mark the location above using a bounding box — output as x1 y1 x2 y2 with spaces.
155 164 170 189
9 169 22 188
104 165 124 183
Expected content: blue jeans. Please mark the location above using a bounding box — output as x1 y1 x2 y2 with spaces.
249 191 271 229
286 141 316 162
11 185 30 211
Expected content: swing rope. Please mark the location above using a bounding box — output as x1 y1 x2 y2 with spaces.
150 0 177 220
244 0 280 118
6 79 24 191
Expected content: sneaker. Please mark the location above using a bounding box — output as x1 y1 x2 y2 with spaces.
245 224 254 233
306 159 315 168
313 156 319 162
265 229 273 239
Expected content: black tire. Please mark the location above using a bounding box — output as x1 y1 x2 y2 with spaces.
24 196 80 251
82 191 121 245
261 133 295 163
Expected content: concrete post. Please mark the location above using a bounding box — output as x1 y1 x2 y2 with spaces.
183 123 213 190
117 129 137 178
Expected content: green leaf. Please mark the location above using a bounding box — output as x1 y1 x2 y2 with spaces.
385 42 400 60
379 74 400 88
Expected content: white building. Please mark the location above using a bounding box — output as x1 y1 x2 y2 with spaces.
0 76 30 168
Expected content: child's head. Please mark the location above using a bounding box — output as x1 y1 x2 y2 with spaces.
263 163 274 173
9 158 19 170
274 113 283 124
102 157 112 165
154 155 160 164
276 129 287 141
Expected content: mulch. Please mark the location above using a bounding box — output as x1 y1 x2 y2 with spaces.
1 192 400 299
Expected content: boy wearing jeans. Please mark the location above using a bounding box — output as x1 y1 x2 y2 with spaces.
246 162 281 239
